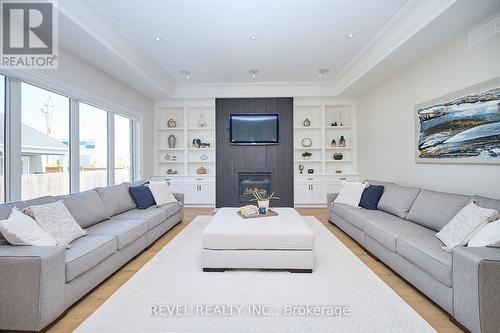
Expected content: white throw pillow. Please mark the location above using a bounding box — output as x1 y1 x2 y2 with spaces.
0 207 57 246
436 201 498 252
333 181 367 208
24 200 86 247
468 219 500 247
146 181 178 206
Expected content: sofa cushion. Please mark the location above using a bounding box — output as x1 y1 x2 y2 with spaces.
330 203 352 219
406 189 470 231
58 190 110 228
128 184 156 209
377 184 420 219
86 219 147 250
96 183 136 216
472 195 500 212
342 208 402 231
364 218 434 252
65 235 117 282
397 235 452 287
359 185 384 210
112 206 173 230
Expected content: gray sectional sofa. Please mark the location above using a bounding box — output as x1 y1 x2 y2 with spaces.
328 180 500 333
0 180 184 332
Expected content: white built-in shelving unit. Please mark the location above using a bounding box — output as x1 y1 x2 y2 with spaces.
153 99 216 207
293 98 359 207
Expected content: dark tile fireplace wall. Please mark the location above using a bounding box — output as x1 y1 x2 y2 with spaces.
216 98 294 207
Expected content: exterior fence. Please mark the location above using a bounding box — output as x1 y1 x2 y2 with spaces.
0 169 131 202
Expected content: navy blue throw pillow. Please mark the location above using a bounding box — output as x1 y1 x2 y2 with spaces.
128 183 156 209
359 185 384 210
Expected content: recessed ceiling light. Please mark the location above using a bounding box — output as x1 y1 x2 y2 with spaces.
179 70 191 79
249 69 259 78
250 35 258 40
318 68 330 77
346 33 355 39
153 36 162 41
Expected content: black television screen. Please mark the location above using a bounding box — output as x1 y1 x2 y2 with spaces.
230 114 279 144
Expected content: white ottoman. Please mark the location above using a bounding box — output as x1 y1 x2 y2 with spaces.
202 208 315 273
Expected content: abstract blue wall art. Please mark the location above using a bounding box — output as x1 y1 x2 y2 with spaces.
416 78 500 164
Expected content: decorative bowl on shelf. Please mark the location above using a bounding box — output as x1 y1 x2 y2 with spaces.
333 152 343 160
196 167 208 174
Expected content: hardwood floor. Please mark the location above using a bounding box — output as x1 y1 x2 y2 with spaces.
47 208 462 333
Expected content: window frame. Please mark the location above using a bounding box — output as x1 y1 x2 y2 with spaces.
0 72 140 201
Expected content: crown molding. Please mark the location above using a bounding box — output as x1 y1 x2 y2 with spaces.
56 0 175 97
171 81 336 98
54 0 459 100
331 0 457 95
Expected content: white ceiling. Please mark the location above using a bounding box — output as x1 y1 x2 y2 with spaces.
56 0 500 99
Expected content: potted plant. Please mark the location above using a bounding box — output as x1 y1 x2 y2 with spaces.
302 151 312 160
251 191 280 212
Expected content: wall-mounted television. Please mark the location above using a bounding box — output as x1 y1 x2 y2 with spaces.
229 114 279 145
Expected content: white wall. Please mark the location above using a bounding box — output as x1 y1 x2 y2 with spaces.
357 24 500 198
4 47 156 178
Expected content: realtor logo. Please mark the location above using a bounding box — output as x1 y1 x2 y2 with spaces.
1 1 58 68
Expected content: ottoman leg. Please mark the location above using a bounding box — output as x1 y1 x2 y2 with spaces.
203 268 227 272
289 269 313 273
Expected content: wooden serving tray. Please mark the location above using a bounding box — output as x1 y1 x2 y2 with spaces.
237 209 279 219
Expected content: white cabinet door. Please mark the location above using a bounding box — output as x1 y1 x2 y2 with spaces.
198 183 215 204
183 183 199 204
294 183 310 204
310 183 326 204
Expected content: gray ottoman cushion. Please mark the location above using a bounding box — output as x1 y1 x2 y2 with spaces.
377 184 421 218
58 190 110 228
406 189 471 231
96 183 136 216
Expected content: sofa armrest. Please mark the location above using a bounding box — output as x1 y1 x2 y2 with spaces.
327 193 338 207
173 192 184 204
173 193 184 221
452 246 500 333
0 245 66 331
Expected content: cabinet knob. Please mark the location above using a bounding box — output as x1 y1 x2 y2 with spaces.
196 178 203 181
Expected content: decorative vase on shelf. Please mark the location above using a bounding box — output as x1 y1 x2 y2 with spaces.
167 134 176 148
303 118 311 127
331 139 337 147
333 152 343 160
339 135 346 147
307 169 314 174
198 114 207 127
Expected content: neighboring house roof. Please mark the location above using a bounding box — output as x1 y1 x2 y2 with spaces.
0 113 68 153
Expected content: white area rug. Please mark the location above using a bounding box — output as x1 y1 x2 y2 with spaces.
74 216 436 333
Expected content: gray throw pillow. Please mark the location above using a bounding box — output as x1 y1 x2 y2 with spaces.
24 200 86 247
